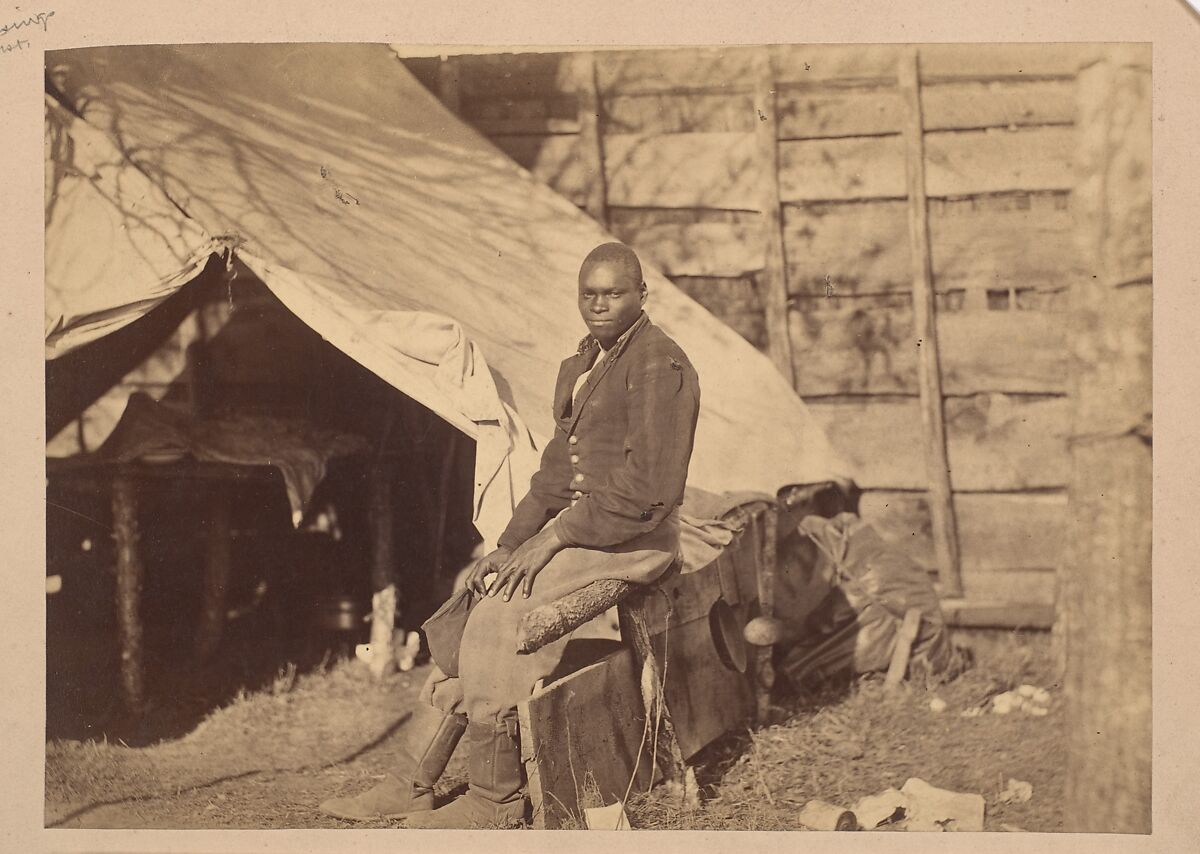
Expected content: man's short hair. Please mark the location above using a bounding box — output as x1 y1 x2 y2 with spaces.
579 242 645 289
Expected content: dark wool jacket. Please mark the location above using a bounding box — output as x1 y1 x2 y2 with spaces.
497 313 701 551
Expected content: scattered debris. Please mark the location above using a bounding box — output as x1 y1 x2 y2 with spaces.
798 799 859 831
900 777 985 832
584 801 631 830
990 688 1052 717
929 697 947 713
853 788 907 828
999 779 1034 805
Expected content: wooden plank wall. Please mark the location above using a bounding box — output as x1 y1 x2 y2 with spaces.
409 45 1094 612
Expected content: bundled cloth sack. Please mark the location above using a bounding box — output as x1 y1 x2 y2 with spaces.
780 512 955 686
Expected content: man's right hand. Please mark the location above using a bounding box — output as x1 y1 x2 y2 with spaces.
463 546 514 597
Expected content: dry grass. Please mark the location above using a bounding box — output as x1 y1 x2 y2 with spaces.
46 628 1064 831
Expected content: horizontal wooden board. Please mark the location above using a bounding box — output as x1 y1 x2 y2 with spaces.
607 210 766 276
778 126 1075 202
456 52 577 98
804 394 1070 490
940 600 1056 629
777 79 1076 139
784 192 1077 296
783 200 910 293
859 490 1067 574
788 300 1069 395
948 568 1057 604
603 132 762 209
595 47 760 94
670 276 766 350
770 45 902 86
917 43 1095 82
489 133 595 206
927 192 1079 287
778 134 906 202
777 87 903 139
925 126 1076 196
921 79 1076 130
461 95 580 126
603 92 757 134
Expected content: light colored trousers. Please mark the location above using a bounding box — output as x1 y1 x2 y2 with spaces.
420 512 680 723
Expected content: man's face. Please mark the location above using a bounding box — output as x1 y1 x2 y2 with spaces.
577 262 645 348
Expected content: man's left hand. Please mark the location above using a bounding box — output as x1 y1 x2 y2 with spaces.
490 525 566 601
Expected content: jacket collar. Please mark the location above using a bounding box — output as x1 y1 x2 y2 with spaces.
559 313 650 430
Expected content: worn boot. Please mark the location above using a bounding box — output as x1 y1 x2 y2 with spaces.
404 714 527 828
318 702 467 821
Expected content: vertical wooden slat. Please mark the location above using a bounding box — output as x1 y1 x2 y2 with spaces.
367 462 397 679
437 55 461 114
111 475 145 716
751 49 795 385
898 49 963 598
195 482 232 663
1063 46 1152 834
572 51 609 226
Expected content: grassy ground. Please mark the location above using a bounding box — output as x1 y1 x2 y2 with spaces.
45 629 1063 831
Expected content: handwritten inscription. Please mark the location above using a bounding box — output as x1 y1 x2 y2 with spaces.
0 9 55 35
1 37 31 53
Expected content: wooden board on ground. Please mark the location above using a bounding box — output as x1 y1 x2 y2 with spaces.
606 211 766 277
603 132 761 209
518 648 653 829
778 126 1074 202
783 192 1076 297
787 301 1069 396
805 394 1070 491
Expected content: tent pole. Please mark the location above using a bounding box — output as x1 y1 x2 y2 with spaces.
898 48 963 599
367 461 398 679
195 482 232 663
111 475 145 717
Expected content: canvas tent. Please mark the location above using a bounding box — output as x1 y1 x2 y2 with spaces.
44 42 847 547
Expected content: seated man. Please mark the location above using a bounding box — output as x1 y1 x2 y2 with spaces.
319 242 701 828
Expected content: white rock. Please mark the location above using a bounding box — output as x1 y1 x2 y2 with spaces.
854 788 908 829
1032 688 1051 705
1027 705 1049 717
929 698 948 713
999 778 1033 804
901 777 985 832
1017 684 1038 698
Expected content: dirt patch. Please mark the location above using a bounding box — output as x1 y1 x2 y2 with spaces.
46 629 1064 831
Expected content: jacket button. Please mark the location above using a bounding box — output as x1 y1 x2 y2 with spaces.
573 473 584 484
639 510 653 522
570 454 580 464
568 435 579 445
573 491 583 499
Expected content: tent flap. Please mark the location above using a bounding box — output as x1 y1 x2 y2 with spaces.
45 43 848 546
